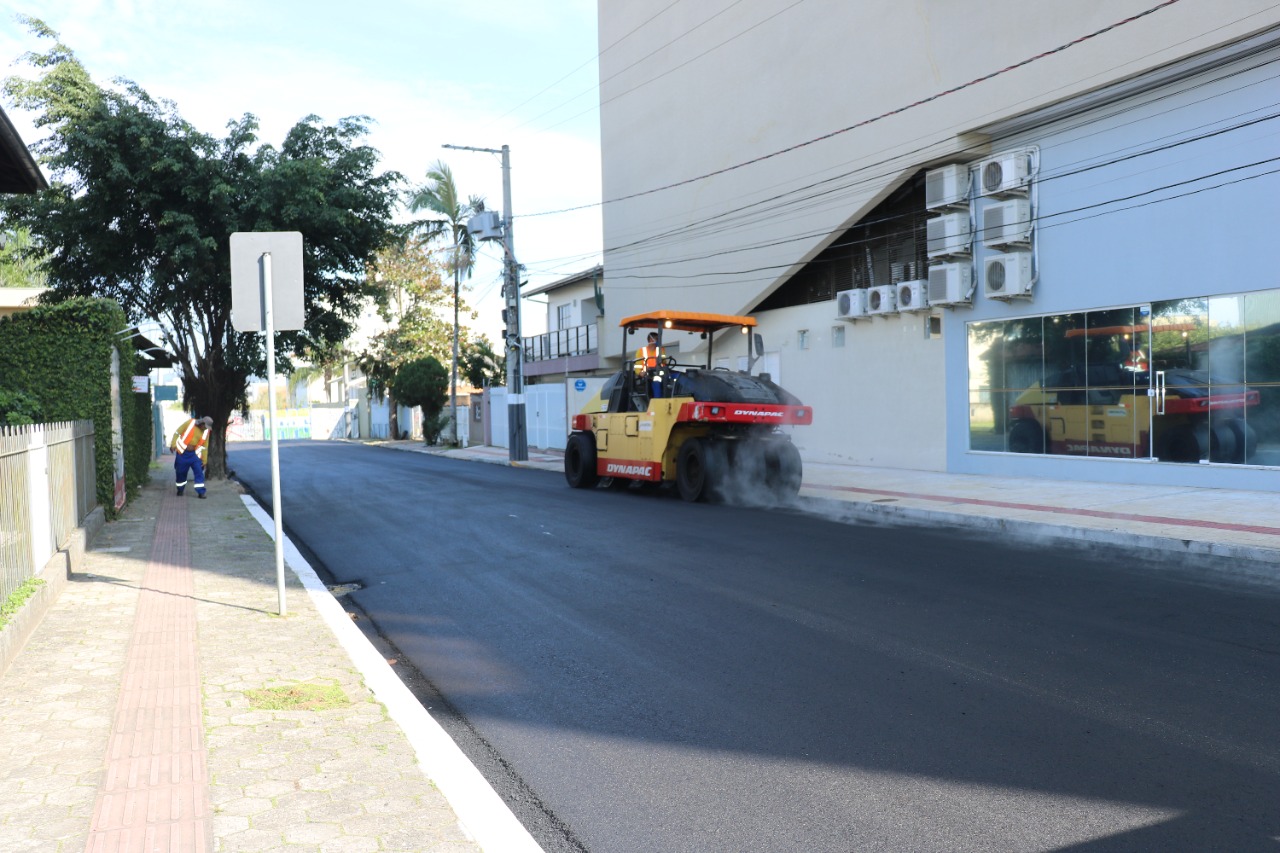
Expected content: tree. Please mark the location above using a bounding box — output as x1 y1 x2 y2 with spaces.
461 336 504 388
407 161 485 442
364 235 478 439
0 19 401 476
0 228 49 288
390 356 448 444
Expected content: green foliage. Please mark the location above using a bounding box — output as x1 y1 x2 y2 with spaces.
366 236 466 368
391 356 448 441
461 337 505 388
0 388 42 425
407 160 485 279
0 228 49 288
0 19 402 477
0 577 45 631
0 297 147 514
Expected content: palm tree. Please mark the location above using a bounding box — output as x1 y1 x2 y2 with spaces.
406 161 485 443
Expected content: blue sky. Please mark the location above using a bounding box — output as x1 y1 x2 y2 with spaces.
0 0 604 339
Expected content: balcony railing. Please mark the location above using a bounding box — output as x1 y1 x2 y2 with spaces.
524 323 597 362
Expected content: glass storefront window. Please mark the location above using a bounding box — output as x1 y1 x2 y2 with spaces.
1244 291 1280 467
968 288 1280 467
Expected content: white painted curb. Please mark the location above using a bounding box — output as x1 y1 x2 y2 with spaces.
242 496 544 853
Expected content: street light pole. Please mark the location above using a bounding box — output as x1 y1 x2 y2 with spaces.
442 143 527 462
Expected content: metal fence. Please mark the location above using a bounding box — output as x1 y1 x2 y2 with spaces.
0 420 97 603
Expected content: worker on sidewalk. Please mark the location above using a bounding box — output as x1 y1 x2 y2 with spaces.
170 415 212 498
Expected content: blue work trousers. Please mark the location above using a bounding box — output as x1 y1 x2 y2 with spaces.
174 450 206 496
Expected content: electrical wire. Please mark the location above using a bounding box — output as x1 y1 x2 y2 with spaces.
514 13 1280 297
506 0 759 134
567 101 1280 281
521 0 1185 219
485 0 687 130
601 160 1280 289
520 21 1280 282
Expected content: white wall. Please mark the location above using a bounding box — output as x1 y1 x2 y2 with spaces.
487 385 568 451
756 302 947 470
597 1 1279 325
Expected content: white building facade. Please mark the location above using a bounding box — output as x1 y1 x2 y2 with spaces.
596 1 1280 491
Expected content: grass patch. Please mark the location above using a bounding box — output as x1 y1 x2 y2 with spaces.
245 681 350 711
0 577 46 631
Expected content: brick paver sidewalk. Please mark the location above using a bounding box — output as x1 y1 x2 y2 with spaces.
0 465 482 852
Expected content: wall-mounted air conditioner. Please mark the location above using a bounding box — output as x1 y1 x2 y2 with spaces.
896 280 929 312
978 152 1031 198
927 262 973 307
926 211 972 258
835 288 869 321
981 199 1033 248
866 284 897 316
925 163 969 210
984 250 1034 299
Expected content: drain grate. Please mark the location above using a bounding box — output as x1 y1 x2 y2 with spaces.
327 582 363 596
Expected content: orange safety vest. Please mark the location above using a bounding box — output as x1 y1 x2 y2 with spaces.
636 344 663 370
170 418 209 461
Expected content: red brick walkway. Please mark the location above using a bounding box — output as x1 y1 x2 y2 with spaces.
85 491 211 852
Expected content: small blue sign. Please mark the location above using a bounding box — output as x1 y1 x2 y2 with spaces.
574 379 587 392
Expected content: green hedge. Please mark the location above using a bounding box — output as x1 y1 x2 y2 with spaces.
0 297 150 516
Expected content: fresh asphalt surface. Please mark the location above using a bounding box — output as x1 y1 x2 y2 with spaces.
230 441 1280 853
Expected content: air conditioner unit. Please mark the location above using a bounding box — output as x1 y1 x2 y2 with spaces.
896 280 929 312
835 288 869 321
981 199 1033 247
978 152 1031 198
926 211 972 258
927 262 973 306
984 250 1034 299
866 284 897 316
925 163 970 210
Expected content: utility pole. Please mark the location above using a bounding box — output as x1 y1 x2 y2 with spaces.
442 143 527 462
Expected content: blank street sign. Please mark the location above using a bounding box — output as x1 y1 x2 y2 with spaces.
230 232 305 332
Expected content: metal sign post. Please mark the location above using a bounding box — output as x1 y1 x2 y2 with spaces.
230 232 304 616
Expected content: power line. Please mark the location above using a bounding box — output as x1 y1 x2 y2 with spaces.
521 0 1185 220
603 158 1280 289
507 0 757 134
571 96 1280 280
486 0 687 131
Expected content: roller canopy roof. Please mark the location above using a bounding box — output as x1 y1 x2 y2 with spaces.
619 310 757 334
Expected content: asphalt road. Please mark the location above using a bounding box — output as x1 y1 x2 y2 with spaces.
230 441 1280 853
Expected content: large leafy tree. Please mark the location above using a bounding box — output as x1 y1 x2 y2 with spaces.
407 160 484 441
0 19 401 476
362 234 475 439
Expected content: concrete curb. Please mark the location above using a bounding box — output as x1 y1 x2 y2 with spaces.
801 495 1280 583
368 439 1280 579
240 496 546 853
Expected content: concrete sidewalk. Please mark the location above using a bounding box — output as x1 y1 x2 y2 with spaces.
0 462 499 853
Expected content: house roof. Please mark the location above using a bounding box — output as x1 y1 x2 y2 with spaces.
0 107 47 194
522 264 603 298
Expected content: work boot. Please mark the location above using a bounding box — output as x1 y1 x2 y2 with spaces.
197 493 206 499
176 487 184 496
